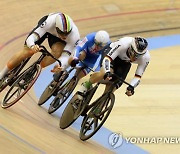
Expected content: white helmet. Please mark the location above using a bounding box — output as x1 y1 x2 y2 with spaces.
94 30 110 47
131 37 148 56
55 13 72 35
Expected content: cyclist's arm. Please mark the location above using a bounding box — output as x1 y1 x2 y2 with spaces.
130 52 150 87
25 33 40 48
59 27 80 69
73 36 89 60
26 21 50 48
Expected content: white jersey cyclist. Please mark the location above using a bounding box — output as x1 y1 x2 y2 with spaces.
102 36 150 88
25 12 80 69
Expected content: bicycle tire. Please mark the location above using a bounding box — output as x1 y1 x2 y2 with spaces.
59 93 84 129
1 64 41 109
48 76 78 114
79 93 115 141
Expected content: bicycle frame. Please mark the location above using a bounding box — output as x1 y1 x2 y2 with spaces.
82 73 133 114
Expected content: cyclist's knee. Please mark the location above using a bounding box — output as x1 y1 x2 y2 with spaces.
51 42 64 58
89 71 104 84
23 46 36 56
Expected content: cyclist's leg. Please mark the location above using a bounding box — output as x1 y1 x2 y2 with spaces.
77 67 105 96
40 33 66 68
0 46 35 80
107 57 131 92
40 34 66 83
89 67 105 84
76 61 91 80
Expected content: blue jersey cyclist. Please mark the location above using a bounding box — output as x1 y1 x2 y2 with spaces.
52 30 111 82
71 30 111 75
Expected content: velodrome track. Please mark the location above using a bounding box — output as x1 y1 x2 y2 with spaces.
0 1 180 154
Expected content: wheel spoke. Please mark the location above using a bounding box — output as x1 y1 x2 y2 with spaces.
83 119 94 134
17 87 23 97
5 88 19 103
80 94 115 141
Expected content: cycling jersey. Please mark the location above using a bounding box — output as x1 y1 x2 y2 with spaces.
74 32 111 74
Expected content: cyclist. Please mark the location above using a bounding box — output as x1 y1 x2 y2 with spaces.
0 12 80 81
50 30 111 86
77 36 150 97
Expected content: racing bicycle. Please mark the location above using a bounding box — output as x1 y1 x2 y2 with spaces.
59 74 133 141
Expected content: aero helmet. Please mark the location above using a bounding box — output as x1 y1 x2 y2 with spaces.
94 30 110 47
131 37 148 56
55 13 72 35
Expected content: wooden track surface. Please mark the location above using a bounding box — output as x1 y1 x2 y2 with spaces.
0 1 180 154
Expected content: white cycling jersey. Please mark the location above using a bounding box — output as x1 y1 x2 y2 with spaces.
103 36 150 87
26 12 80 54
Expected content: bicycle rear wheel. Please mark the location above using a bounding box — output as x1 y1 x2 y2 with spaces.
1 64 41 109
48 76 78 114
79 93 115 141
59 93 85 129
38 80 59 106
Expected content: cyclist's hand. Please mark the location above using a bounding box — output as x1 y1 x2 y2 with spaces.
125 85 134 96
70 58 79 67
51 64 62 73
30 44 40 53
103 72 112 80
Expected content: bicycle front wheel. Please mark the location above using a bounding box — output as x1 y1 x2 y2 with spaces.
38 80 59 106
80 93 115 141
48 76 78 114
59 93 85 129
1 64 41 109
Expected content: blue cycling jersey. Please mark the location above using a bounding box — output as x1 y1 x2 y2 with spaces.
75 32 110 63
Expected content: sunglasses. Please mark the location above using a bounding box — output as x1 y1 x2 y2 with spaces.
94 40 106 48
56 27 71 36
129 46 141 59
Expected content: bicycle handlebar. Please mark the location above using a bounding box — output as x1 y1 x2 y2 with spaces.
107 73 133 88
39 45 61 66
